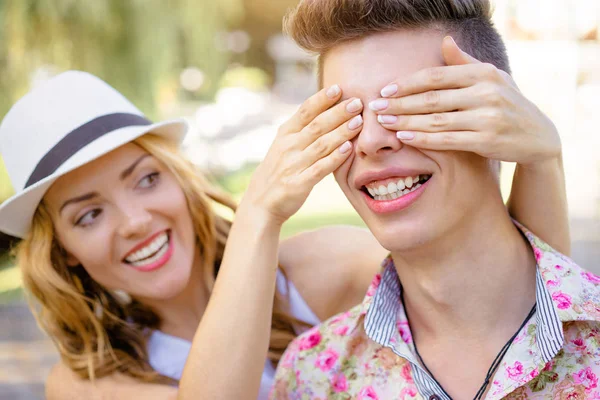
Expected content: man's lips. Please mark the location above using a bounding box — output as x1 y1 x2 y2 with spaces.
361 176 431 214
354 166 433 189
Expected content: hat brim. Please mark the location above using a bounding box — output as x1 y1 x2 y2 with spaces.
0 118 188 238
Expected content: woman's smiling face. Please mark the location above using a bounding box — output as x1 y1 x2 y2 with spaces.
44 142 198 301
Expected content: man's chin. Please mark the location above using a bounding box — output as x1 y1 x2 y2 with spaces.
366 221 435 254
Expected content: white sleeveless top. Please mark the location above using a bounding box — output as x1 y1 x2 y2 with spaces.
147 270 320 399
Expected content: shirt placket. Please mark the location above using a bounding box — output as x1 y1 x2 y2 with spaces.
364 265 452 400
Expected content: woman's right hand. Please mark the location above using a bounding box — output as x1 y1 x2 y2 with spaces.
240 85 364 226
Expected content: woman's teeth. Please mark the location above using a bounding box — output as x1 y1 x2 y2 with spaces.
125 232 169 265
366 175 430 201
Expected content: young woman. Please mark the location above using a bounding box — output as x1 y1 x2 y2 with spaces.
0 71 569 399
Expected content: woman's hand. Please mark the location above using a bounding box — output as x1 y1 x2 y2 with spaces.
370 36 561 166
241 85 364 225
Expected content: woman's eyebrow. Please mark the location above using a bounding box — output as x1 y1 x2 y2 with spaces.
59 192 99 215
119 154 150 181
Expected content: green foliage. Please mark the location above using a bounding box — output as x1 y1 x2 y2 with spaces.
281 212 366 238
214 162 258 197
220 66 270 91
0 0 244 119
0 156 14 203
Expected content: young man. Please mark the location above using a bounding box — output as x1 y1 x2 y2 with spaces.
272 0 600 399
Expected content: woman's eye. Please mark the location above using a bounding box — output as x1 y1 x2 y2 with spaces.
138 172 160 189
75 209 102 227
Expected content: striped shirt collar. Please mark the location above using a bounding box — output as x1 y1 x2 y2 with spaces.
349 222 600 399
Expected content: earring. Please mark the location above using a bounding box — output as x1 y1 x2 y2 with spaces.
111 289 132 305
94 299 104 320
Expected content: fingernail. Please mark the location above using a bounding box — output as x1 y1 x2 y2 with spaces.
369 99 388 111
377 115 397 124
339 141 352 154
348 115 363 130
380 84 398 98
326 84 341 98
397 131 415 140
346 98 363 113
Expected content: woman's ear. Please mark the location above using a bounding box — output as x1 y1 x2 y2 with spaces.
65 252 81 267
56 240 81 267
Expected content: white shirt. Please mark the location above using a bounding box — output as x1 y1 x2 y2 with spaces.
147 270 320 399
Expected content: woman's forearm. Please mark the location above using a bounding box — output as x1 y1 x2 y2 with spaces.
507 155 570 255
178 203 281 399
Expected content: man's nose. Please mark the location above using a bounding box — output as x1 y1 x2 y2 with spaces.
355 109 403 159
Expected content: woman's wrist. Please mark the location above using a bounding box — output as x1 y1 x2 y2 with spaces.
234 200 285 234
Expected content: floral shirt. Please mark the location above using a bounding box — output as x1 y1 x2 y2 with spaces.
271 225 600 399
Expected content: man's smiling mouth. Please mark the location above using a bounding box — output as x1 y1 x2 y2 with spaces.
362 174 432 201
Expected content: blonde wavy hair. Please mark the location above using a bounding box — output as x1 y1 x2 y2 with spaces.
17 133 306 384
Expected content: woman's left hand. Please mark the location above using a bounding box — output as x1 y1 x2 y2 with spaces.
371 36 561 166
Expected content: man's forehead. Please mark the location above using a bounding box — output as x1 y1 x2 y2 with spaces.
322 29 445 97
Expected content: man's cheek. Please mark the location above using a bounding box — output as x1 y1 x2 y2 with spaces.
333 152 354 187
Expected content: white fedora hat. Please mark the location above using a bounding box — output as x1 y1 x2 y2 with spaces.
0 71 188 238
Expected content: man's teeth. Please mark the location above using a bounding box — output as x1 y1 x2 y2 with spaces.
125 232 169 265
366 175 429 201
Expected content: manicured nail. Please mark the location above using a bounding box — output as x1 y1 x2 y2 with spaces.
380 84 398 98
346 98 363 113
326 84 341 98
339 141 352 154
377 115 397 124
397 131 415 140
369 99 388 111
348 115 363 130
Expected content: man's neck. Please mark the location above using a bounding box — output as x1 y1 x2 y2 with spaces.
391 201 537 343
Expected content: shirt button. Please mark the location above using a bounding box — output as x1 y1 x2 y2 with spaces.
429 396 441 400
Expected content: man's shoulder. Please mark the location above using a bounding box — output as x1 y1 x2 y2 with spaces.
285 302 366 359
517 320 600 398
272 304 367 393
272 302 420 399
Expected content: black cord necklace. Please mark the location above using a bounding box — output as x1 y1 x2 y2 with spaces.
400 290 537 400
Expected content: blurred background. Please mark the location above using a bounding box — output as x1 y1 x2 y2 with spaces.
0 0 598 398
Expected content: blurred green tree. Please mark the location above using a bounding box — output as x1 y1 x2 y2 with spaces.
0 0 243 119
0 0 245 205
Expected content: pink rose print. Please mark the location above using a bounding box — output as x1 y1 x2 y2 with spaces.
528 368 540 379
299 329 322 351
582 271 600 284
367 274 382 297
533 248 543 262
397 320 413 344
583 301 600 318
295 369 303 386
547 279 560 287
574 367 598 392
280 345 298 368
314 348 339 372
542 360 555 371
331 311 352 324
552 291 573 310
401 363 414 384
554 263 564 271
566 338 587 356
400 387 418 398
331 373 348 393
357 386 379 400
334 325 349 336
507 361 524 380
